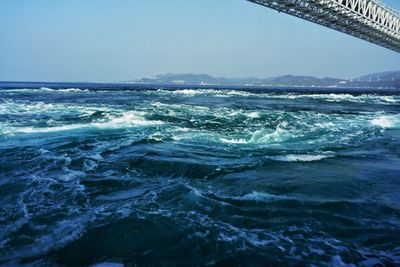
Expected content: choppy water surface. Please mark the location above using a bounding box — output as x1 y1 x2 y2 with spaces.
1 85 400 266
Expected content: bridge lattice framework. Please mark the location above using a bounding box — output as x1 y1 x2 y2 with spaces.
248 0 400 52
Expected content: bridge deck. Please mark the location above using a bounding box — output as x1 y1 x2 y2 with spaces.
248 0 400 52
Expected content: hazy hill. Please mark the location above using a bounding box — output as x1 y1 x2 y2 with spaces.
350 71 400 88
130 71 400 88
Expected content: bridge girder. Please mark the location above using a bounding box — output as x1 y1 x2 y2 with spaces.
248 0 400 53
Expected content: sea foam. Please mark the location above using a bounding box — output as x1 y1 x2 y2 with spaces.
7 111 163 135
370 115 399 129
268 153 334 162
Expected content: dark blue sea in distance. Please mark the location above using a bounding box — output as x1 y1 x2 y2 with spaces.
1 82 400 266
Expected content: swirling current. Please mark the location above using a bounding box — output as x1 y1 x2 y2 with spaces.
0 85 400 266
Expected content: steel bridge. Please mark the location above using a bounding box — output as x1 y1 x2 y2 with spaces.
247 0 400 52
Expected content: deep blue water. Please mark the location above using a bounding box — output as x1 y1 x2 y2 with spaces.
0 84 400 266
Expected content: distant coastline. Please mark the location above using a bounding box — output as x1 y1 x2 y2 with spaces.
126 71 400 89
1 70 399 91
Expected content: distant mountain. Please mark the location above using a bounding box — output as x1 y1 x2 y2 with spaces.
135 74 233 85
129 71 400 88
351 71 400 88
258 75 345 87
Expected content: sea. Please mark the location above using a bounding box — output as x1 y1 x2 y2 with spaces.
0 82 400 266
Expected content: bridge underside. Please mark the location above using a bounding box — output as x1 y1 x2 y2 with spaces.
248 0 400 53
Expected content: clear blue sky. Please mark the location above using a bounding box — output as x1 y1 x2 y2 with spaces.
0 0 399 82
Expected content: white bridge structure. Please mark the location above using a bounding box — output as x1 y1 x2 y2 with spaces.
247 0 400 52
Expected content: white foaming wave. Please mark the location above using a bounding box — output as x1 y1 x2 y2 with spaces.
0 100 108 116
152 90 384 103
231 191 291 202
370 114 400 129
55 88 90 93
37 87 90 93
223 90 252 97
371 116 394 128
154 89 218 96
265 93 400 104
219 122 290 145
0 100 56 115
6 111 163 135
267 153 334 162
317 93 358 101
232 90 395 104
150 101 210 113
247 111 260 119
185 184 290 204
152 89 253 97
39 87 55 91
16 125 84 133
274 93 357 101
220 138 248 144
246 92 400 105
314 122 335 129
92 111 163 128
170 89 206 95
249 122 289 144
1 87 89 93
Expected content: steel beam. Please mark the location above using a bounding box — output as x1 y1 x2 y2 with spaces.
247 0 400 52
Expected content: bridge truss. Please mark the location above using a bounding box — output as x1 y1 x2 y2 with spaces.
247 0 400 52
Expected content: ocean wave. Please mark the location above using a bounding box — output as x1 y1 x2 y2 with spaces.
3 111 163 135
169 89 213 95
155 108 388 149
251 93 400 104
267 153 334 162
151 89 252 97
220 122 289 145
52 88 90 93
370 114 400 129
148 89 400 104
3 87 400 105
231 191 291 202
249 123 288 143
0 99 108 116
1 87 90 93
184 185 292 205
220 138 248 144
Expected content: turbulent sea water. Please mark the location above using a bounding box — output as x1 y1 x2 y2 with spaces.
1 84 400 266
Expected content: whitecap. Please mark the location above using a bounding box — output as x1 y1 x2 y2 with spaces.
249 123 288 143
170 89 203 95
266 93 400 105
151 88 253 97
247 111 260 119
224 90 252 97
39 87 54 91
5 87 90 93
220 138 248 144
370 115 398 128
92 111 163 128
268 153 334 162
6 111 163 135
0 99 109 116
43 88 90 93
232 191 290 202
16 124 84 133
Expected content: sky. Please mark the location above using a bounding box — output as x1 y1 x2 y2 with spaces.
0 0 399 82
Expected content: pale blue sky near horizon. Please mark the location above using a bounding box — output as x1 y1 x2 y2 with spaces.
0 0 399 82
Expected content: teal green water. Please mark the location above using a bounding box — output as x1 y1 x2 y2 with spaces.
1 86 400 266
